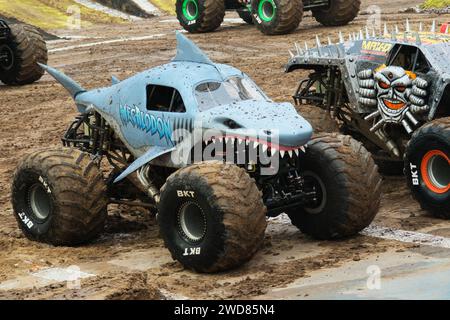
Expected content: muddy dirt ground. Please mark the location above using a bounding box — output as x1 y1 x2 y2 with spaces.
1 0 450 300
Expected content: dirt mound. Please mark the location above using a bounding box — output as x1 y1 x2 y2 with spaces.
96 0 153 18
0 0 126 30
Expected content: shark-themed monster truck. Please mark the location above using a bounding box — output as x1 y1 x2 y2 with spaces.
0 19 47 85
11 33 381 273
176 0 360 35
286 21 450 219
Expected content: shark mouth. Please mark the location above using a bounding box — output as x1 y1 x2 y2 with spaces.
203 135 307 159
382 98 406 110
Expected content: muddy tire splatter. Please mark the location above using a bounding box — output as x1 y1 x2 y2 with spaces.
405 117 450 219
11 148 108 245
158 161 267 273
176 0 225 33
287 133 382 239
312 0 361 27
0 23 47 85
251 0 303 35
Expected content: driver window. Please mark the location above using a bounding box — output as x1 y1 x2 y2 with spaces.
146 85 186 113
414 50 431 74
388 45 430 74
390 45 417 70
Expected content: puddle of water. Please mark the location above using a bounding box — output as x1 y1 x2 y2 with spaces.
0 267 95 291
0 276 54 291
32 267 95 282
107 249 172 271
257 250 450 300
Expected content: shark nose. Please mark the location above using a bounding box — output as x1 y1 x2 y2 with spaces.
278 121 313 147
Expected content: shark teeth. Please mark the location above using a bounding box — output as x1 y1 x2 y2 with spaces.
203 136 308 158
271 146 278 155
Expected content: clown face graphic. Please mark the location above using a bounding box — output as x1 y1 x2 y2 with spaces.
358 65 429 136
374 66 412 122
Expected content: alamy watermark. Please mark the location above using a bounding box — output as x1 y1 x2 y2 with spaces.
67 5 81 30
366 265 382 290
169 121 284 176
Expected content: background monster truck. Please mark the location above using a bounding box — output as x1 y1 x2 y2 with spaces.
0 19 47 85
286 22 450 219
176 0 361 35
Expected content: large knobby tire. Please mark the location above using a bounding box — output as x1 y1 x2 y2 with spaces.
176 0 225 33
252 0 303 35
158 161 267 273
312 0 361 27
11 148 108 245
404 118 450 219
287 134 381 239
0 23 47 85
237 9 254 25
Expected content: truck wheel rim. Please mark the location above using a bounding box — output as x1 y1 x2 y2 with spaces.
303 171 327 214
29 184 51 221
0 44 14 71
421 149 450 194
258 0 276 22
182 0 199 21
177 202 207 242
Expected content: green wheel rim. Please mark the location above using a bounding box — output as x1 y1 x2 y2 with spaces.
182 0 199 21
258 0 276 22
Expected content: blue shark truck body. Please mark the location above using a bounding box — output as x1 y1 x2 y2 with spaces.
43 32 312 183
11 32 381 273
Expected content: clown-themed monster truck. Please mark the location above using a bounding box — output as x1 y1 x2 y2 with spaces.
176 0 360 35
11 33 381 273
0 19 47 85
286 21 450 218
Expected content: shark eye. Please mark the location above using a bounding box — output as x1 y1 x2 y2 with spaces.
223 119 242 129
396 85 406 93
378 81 390 89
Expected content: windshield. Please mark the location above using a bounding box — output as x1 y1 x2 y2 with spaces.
195 77 267 111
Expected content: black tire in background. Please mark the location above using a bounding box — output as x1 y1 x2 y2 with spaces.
312 0 361 27
251 0 303 35
237 8 254 25
287 134 382 239
158 161 267 273
404 118 450 219
176 0 225 33
11 148 108 245
0 23 47 85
